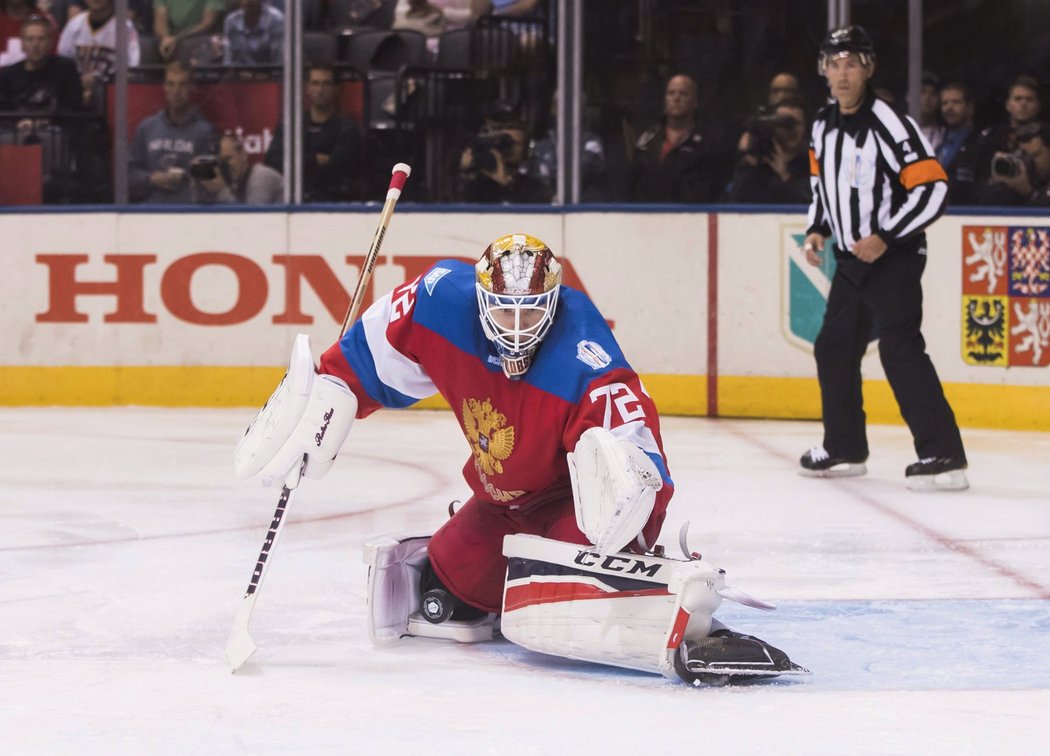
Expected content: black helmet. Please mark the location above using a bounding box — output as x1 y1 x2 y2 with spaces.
819 25 876 71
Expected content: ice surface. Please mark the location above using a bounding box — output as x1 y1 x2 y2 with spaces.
2 408 1048 754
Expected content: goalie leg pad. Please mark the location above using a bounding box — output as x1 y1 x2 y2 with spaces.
500 534 724 678
363 533 432 645
363 534 497 645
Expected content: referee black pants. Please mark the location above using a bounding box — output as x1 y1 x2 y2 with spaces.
814 250 966 462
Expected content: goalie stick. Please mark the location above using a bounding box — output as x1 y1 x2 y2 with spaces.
225 163 412 672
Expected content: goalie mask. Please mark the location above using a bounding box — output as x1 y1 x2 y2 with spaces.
475 233 562 380
818 25 875 74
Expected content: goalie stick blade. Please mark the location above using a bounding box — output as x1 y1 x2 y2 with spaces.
225 595 259 672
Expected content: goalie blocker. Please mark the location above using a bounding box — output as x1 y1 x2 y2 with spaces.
364 532 808 685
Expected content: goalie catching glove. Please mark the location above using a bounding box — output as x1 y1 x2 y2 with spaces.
568 426 663 555
234 333 358 488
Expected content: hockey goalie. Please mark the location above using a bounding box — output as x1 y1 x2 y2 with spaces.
236 233 807 685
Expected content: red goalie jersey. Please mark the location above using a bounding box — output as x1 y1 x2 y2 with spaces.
320 258 673 611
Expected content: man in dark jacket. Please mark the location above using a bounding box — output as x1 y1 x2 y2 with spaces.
629 73 723 203
264 64 363 202
727 97 810 204
0 15 86 202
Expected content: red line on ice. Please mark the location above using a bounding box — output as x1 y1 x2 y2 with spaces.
727 422 1050 600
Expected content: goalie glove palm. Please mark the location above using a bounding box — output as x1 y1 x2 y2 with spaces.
568 426 662 555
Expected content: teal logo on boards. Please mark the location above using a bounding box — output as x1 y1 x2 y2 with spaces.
783 229 835 350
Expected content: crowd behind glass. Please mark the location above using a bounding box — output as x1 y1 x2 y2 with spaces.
2 0 1049 207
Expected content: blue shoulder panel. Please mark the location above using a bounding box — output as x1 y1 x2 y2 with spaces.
412 259 497 367
525 287 631 403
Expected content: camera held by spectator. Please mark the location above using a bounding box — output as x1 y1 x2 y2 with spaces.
744 109 801 161
189 153 226 183
990 150 1032 180
466 127 518 174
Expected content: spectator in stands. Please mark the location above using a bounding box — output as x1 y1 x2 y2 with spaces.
0 14 86 201
974 75 1041 189
727 96 809 204
735 72 801 156
57 0 140 109
194 129 283 203
127 60 217 203
457 105 550 203
0 14 80 112
979 122 1050 206
394 0 446 35
430 0 486 30
393 0 445 55
65 2 157 35
767 72 800 107
629 73 722 203
0 1 58 64
917 71 944 154
522 92 607 201
153 0 223 61
264 63 363 202
223 0 282 65
936 81 980 205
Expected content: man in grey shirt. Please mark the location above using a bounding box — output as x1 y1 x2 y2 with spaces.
195 130 284 204
127 61 217 204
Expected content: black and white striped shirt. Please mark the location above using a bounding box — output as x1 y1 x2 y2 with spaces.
807 92 948 253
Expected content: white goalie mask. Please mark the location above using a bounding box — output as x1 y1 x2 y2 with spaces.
475 233 563 380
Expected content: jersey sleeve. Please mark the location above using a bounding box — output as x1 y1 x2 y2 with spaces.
806 119 832 237
319 275 438 418
871 101 949 243
561 367 674 551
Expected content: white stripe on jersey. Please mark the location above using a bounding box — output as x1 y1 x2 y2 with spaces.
360 293 437 400
608 419 660 456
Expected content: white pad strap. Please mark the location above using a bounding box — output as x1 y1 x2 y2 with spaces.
568 426 662 554
500 534 724 678
234 333 358 488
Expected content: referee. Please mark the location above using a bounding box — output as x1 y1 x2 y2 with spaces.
799 26 968 491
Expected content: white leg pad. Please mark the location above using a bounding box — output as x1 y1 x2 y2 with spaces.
500 534 725 678
363 533 432 645
363 533 498 645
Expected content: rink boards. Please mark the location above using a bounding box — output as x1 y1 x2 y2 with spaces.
1 208 1047 430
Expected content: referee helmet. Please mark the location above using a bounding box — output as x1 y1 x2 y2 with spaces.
818 25 876 73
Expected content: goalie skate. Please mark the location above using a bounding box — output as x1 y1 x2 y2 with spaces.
673 629 810 686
